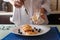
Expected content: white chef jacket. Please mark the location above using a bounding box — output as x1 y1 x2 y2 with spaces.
9 0 51 26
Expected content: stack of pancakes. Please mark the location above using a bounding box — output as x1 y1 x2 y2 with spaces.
21 24 38 35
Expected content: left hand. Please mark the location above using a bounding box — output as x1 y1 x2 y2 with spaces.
40 8 46 20
31 8 46 25
33 20 40 25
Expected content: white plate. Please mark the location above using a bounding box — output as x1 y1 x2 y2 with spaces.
11 25 50 36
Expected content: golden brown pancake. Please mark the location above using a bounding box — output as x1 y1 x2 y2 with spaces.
21 24 39 35
21 24 32 32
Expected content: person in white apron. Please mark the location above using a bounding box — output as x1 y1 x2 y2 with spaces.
9 0 51 26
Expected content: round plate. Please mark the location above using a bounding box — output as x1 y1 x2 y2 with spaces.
11 25 50 36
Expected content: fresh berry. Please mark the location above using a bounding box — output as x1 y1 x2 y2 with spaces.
19 32 22 34
18 29 22 34
32 30 34 32
34 27 38 31
18 29 20 33
38 29 41 32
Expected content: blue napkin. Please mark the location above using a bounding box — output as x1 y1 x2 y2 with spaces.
2 27 60 40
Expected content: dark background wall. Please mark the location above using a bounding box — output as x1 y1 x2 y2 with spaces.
0 0 3 11
47 14 60 25
0 15 13 24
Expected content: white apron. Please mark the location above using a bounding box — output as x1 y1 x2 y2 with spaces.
10 0 51 26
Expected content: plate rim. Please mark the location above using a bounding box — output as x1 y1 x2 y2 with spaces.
11 25 51 36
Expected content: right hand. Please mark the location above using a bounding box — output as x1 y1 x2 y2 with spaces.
14 0 25 8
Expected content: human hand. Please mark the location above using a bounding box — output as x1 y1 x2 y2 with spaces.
40 8 46 20
30 15 39 25
31 8 46 25
14 0 25 8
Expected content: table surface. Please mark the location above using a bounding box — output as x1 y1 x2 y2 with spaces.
2 27 60 40
0 24 60 40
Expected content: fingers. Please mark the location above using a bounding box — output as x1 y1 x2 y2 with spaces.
14 0 24 8
40 8 45 13
34 21 39 25
14 1 21 8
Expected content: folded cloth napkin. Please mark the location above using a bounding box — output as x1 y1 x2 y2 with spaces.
10 6 30 26
2 27 60 40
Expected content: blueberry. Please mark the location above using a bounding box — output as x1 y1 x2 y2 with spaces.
34 27 38 31
18 29 20 33
32 30 34 32
19 32 22 34
18 29 22 34
38 29 41 32
34 27 36 29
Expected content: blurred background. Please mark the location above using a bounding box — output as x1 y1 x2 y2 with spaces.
0 0 60 40
0 0 60 25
